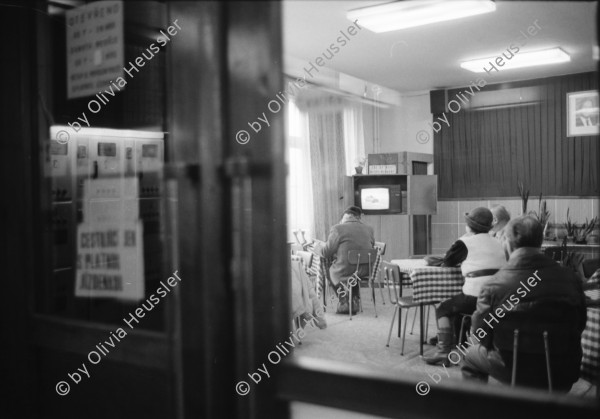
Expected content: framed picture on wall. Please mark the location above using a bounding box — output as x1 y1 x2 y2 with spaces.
567 90 599 137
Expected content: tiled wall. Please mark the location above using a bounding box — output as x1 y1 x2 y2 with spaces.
431 198 600 255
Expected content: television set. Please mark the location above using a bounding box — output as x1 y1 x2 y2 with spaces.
357 184 403 214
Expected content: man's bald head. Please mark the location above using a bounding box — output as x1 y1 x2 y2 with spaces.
504 216 544 250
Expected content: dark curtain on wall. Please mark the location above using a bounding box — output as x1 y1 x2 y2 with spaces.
434 72 599 198
307 110 346 240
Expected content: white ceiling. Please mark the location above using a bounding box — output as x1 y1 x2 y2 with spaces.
283 1 598 94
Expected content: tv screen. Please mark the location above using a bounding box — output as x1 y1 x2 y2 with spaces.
361 187 390 210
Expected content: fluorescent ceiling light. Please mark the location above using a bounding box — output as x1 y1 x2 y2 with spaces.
460 48 571 73
346 1 496 33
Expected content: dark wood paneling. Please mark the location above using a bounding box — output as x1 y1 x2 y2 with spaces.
226 1 289 418
1 2 41 418
279 358 598 419
30 315 169 370
434 72 599 198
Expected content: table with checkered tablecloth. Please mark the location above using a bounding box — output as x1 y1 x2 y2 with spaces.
390 259 464 354
581 295 599 385
391 259 464 304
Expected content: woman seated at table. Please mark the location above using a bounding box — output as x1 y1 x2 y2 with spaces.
424 207 506 365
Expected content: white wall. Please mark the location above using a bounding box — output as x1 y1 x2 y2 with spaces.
363 93 433 152
379 93 433 155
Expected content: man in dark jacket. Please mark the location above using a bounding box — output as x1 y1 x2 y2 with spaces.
313 206 375 313
461 216 587 391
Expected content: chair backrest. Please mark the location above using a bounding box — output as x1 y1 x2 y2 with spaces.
295 250 313 270
348 249 378 280
543 246 564 262
347 249 378 265
381 261 402 304
493 300 580 355
290 243 304 254
374 241 386 255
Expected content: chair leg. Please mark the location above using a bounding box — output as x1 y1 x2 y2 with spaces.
543 331 552 393
386 305 399 347
371 280 377 318
378 274 386 305
459 316 466 346
401 308 410 355
410 306 417 335
349 285 353 321
424 305 431 343
322 277 327 310
511 330 519 387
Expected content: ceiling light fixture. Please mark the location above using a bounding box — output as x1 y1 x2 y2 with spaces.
460 48 571 73
346 0 496 33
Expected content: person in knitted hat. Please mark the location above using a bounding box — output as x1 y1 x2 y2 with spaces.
424 207 506 365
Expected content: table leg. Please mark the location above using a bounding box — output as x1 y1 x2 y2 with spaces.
420 303 424 356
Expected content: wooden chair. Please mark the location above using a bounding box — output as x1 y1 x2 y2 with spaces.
347 249 378 320
494 301 578 392
382 261 435 355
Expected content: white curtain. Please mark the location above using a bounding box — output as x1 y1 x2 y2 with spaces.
286 99 314 242
343 102 366 176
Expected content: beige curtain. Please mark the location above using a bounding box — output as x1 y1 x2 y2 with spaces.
304 98 347 240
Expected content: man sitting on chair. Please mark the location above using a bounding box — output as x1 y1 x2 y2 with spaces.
313 206 374 314
461 216 587 391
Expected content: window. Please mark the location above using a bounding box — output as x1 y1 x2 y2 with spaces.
286 99 314 242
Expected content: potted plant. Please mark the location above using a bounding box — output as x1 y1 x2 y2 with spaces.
517 181 529 215
575 216 597 244
355 156 366 174
563 208 576 243
530 193 551 239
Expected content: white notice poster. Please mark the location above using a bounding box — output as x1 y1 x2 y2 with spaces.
75 221 144 300
66 1 124 99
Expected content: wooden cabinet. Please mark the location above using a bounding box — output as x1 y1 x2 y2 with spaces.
355 174 436 259
362 214 409 260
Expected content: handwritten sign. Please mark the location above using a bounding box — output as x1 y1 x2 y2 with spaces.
75 221 144 300
66 1 124 99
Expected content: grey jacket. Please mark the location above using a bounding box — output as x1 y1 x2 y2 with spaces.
314 220 375 285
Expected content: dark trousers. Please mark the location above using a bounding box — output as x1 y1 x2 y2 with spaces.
435 292 477 319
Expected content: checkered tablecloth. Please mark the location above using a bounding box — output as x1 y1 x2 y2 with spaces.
581 306 600 385
308 248 384 299
391 259 464 304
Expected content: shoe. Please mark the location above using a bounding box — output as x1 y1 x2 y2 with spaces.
423 328 453 366
428 336 438 345
300 312 327 329
336 300 350 314
313 316 327 329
